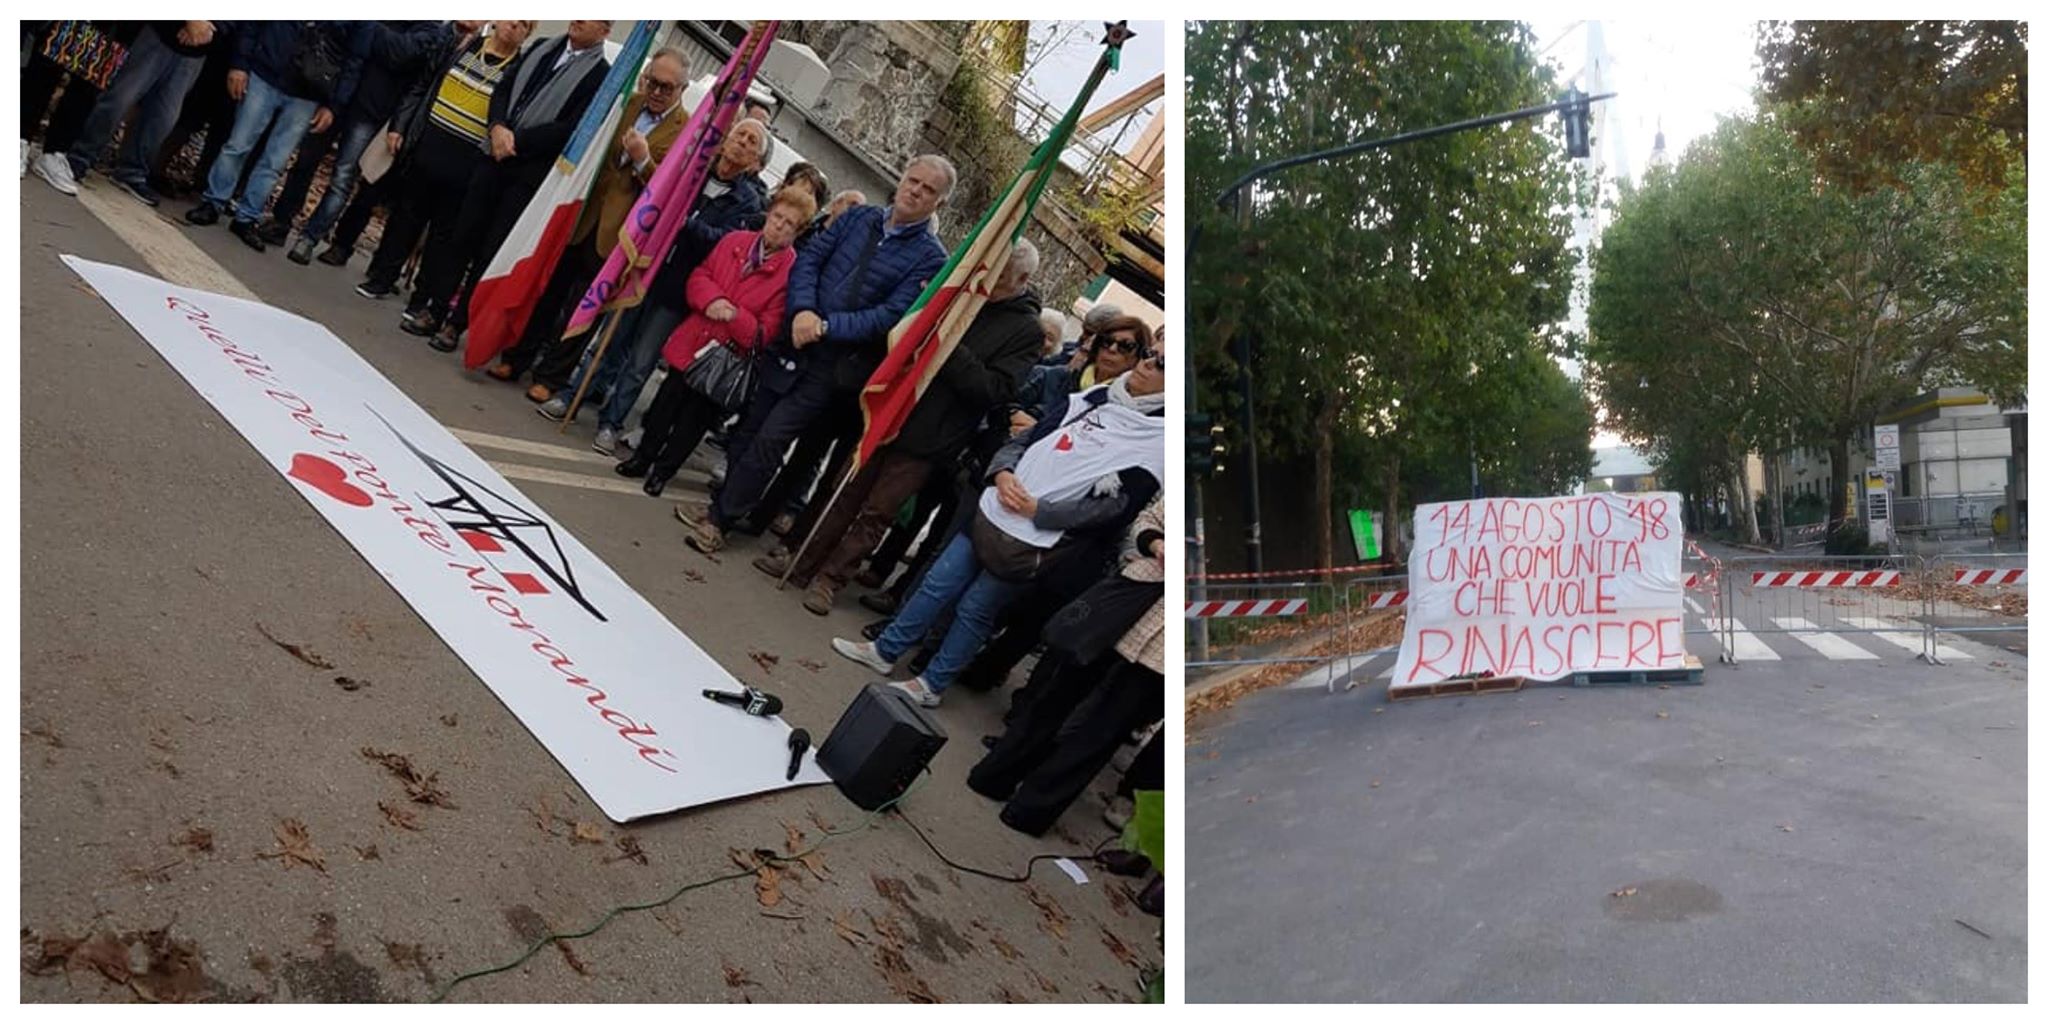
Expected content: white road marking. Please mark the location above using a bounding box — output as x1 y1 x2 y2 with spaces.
1685 596 1706 616
490 461 708 501
1724 619 1782 661
73 180 260 300
1772 617 1880 660
448 426 621 467
1842 617 1975 660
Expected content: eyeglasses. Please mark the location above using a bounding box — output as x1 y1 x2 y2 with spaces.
1098 335 1144 355
643 79 680 94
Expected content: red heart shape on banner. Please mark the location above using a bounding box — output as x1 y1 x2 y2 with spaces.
1054 433 1074 452
287 453 373 508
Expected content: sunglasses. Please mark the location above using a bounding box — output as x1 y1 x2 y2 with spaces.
1098 335 1144 355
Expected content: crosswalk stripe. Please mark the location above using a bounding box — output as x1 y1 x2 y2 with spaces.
1684 596 1706 616
1842 617 1975 660
488 461 708 501
1772 617 1880 660
1724 619 1782 661
450 427 618 467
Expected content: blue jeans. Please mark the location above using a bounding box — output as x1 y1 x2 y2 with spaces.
204 72 317 223
567 302 673 431
67 29 204 186
875 531 1028 692
301 116 379 241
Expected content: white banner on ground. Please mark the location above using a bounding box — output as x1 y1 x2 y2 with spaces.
64 256 828 821
1391 492 1686 694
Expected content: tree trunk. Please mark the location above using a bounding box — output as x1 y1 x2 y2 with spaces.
1312 396 1339 570
1826 436 1854 549
1382 454 1404 564
1770 452 1787 550
1729 461 1761 545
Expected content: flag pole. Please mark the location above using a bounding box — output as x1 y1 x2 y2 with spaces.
559 311 624 432
775 449 859 591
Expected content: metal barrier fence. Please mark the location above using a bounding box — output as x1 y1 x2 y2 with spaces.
1184 553 2026 683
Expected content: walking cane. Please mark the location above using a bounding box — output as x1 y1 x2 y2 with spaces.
775 455 861 591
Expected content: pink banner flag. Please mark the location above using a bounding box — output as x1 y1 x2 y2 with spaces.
561 21 780 340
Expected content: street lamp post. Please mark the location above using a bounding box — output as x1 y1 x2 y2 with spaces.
1190 89 1613 570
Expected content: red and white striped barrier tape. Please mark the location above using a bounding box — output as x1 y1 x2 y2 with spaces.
1751 570 1901 588
1189 563 1391 582
1954 568 2026 586
1364 591 1408 609
1185 598 1309 619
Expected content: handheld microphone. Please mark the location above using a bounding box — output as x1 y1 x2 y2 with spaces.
702 686 784 717
786 728 811 781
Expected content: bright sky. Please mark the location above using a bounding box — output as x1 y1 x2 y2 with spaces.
1534 19 1762 448
1025 21 1165 139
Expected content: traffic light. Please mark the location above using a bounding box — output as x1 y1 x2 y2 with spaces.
1561 86 1592 159
1187 413 1226 477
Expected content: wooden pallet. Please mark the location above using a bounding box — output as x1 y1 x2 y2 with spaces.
1388 674 1526 701
1570 655 1705 688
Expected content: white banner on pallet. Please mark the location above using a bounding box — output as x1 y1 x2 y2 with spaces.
64 256 827 821
1391 492 1687 694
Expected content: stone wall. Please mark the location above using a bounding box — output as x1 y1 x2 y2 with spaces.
798 21 969 178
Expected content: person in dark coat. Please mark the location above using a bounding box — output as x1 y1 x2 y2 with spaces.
679 155 953 555
43 21 230 206
408 20 614 351
758 239 1050 616
260 20 457 261
182 21 366 251
22 21 144 183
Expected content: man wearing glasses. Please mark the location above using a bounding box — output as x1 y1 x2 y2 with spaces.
485 48 690 380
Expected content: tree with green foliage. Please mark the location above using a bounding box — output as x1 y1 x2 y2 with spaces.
1187 20 1587 566
1757 20 2026 193
1586 113 2027 550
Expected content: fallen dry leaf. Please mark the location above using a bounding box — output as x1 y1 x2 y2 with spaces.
832 913 867 948
379 801 423 831
1610 887 1638 898
332 675 369 692
798 852 829 880
123 859 182 885
1024 884 1070 940
990 932 1021 960
557 940 591 976
258 819 326 872
360 748 456 807
1031 968 1060 994
255 622 334 669
722 961 757 988
756 864 784 908
571 822 605 844
749 649 780 674
1188 609 1405 723
784 821 805 855
682 568 706 583
607 835 649 866
171 826 214 854
1099 926 1139 967
24 723 65 748
439 713 458 727
354 844 381 861
807 808 835 833
866 914 938 1003
797 658 826 673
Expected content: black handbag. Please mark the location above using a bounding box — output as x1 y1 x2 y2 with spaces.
1043 573 1161 665
681 340 758 413
288 23 345 105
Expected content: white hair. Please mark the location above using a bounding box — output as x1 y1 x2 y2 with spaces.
730 117 773 165
904 153 958 200
1038 309 1066 333
1007 237 1041 278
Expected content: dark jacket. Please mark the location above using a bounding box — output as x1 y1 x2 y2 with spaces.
648 170 769 312
485 33 610 172
390 26 485 162
344 21 449 127
785 203 949 382
231 21 364 109
150 20 234 59
891 290 1046 462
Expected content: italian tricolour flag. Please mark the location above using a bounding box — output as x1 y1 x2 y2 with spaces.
460 21 660 371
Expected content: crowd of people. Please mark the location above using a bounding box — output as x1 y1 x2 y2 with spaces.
24 20 1165 894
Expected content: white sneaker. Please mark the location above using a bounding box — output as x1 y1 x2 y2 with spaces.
831 637 896 676
33 151 79 195
889 677 942 709
591 425 618 454
535 395 570 421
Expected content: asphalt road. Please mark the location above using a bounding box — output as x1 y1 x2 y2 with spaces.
1185 609 2027 1001
17 179 1157 1003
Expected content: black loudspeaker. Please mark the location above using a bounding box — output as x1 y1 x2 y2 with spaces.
817 684 947 810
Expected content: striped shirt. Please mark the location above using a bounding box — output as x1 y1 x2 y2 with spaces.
428 41 515 145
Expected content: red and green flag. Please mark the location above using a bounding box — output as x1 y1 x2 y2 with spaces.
852 21 1135 472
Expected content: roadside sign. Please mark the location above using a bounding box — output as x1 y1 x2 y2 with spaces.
1874 423 1901 471
1348 508 1381 560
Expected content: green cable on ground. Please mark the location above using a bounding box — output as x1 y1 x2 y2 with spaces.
428 774 929 1003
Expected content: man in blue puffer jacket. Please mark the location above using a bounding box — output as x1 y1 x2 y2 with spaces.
182 21 364 252
680 154 953 555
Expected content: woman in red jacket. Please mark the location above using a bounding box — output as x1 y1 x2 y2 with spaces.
616 187 817 496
